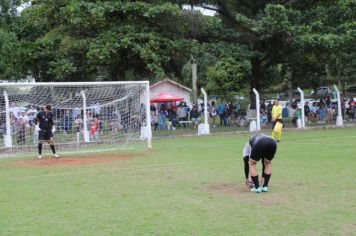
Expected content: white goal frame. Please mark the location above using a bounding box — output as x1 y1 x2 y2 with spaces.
0 81 152 154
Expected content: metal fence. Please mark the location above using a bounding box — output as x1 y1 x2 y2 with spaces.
151 85 356 137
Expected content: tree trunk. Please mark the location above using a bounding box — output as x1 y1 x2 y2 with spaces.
250 57 262 91
249 57 263 110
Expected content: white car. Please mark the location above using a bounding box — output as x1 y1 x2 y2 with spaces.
311 87 332 95
264 99 276 107
264 100 289 108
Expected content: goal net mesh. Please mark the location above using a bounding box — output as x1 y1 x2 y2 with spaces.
0 82 149 156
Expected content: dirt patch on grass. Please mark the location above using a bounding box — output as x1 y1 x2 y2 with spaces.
13 153 140 167
205 183 251 195
342 223 356 236
205 183 286 206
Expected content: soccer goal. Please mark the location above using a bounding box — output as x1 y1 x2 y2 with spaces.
0 81 152 156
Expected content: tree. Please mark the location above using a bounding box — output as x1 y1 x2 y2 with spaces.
176 0 356 91
0 0 28 80
206 57 251 98
17 1 199 82
0 29 20 79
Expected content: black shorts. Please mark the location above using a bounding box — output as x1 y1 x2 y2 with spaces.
250 138 277 162
38 130 53 141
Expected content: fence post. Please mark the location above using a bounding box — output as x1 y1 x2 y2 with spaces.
81 91 90 142
334 85 343 126
252 88 261 131
297 87 305 128
198 88 210 135
3 91 12 147
145 81 152 148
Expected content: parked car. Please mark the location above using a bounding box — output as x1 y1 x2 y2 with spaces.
264 99 277 107
312 87 332 95
294 98 315 108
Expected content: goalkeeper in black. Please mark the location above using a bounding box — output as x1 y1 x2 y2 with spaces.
242 134 277 193
35 105 59 158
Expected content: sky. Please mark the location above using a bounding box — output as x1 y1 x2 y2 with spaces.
182 5 217 16
17 3 217 16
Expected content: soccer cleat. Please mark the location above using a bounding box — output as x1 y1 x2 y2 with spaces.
262 186 269 192
53 154 59 158
38 155 42 159
251 187 262 193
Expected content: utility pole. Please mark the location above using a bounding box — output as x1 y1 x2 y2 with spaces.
191 57 198 104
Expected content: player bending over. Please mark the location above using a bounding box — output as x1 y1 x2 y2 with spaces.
243 144 268 189
35 105 59 159
242 134 277 193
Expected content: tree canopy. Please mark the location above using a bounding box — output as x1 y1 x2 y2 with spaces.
0 0 355 95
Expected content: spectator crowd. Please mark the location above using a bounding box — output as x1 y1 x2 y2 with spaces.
151 95 356 131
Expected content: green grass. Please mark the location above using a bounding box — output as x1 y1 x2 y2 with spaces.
0 128 356 235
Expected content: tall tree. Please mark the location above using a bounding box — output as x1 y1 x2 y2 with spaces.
18 1 198 82
0 0 28 80
176 0 356 91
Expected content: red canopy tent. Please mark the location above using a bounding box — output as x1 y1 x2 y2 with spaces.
150 92 184 103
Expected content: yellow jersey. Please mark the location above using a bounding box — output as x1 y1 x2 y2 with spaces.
272 104 282 120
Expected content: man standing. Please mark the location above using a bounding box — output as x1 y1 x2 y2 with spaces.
189 105 201 129
218 101 226 126
35 105 59 159
242 134 277 193
177 104 187 127
304 102 310 124
271 99 283 142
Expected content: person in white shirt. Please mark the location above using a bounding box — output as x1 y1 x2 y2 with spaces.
9 102 20 119
26 105 38 128
18 111 30 128
177 104 188 127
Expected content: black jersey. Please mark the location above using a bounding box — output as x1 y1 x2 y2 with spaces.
36 111 54 131
249 134 271 147
248 134 277 161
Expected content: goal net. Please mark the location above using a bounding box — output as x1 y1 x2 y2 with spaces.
0 81 152 156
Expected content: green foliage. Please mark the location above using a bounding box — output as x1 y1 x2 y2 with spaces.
48 59 77 81
0 0 354 92
206 57 251 98
16 0 194 81
0 29 20 79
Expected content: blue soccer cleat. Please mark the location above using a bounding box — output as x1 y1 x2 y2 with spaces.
262 186 268 192
251 187 262 193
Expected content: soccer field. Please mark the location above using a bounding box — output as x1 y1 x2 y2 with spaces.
0 128 355 235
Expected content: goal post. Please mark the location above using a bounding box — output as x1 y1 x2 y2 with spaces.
0 81 152 155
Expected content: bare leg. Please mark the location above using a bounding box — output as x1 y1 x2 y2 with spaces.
249 159 258 176
249 159 260 189
263 159 272 174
